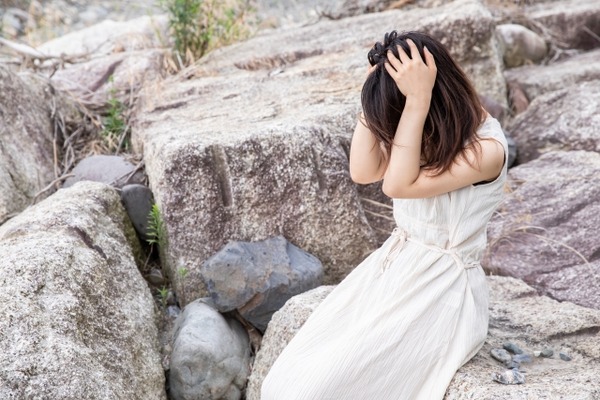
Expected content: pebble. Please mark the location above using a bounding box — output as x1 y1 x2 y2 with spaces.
539 348 554 358
503 342 524 355
492 368 526 385
145 268 165 286
512 353 532 364
166 305 181 318
559 352 572 361
491 348 513 365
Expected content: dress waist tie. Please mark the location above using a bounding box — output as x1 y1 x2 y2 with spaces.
381 227 479 274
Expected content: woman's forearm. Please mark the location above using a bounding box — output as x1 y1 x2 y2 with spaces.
349 113 387 184
381 96 430 196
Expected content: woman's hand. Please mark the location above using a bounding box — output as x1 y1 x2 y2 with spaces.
384 39 437 99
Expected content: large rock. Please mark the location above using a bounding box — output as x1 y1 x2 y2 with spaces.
0 65 80 225
0 181 165 399
169 299 251 400
37 15 169 58
246 277 600 399
202 235 323 332
49 49 166 107
504 48 600 103
495 24 547 68
445 276 600 399
485 151 600 310
132 0 507 305
527 0 600 50
507 80 600 164
63 155 145 189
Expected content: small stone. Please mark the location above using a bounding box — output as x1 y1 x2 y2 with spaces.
492 368 526 385
120 184 154 241
166 290 177 306
512 353 532 364
503 342 524 355
540 348 554 358
559 352 572 361
491 348 513 365
145 268 165 286
534 351 541 357
166 305 181 319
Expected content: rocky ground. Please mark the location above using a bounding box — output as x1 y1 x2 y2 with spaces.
1 0 600 399
1 0 160 45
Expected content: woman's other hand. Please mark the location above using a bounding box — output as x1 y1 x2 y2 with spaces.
384 39 437 99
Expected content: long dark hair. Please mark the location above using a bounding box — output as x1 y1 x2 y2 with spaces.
362 30 485 175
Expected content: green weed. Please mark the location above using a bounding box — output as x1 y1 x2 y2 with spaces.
101 76 129 152
147 203 165 247
178 267 189 279
159 0 254 64
158 286 169 308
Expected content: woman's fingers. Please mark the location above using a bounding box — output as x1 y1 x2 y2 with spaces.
424 46 436 70
397 43 410 64
405 39 420 62
383 60 397 77
366 64 377 77
386 50 402 73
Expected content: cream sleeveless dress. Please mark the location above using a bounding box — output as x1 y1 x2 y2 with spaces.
260 115 508 400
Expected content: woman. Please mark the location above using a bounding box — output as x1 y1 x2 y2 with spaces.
261 30 507 399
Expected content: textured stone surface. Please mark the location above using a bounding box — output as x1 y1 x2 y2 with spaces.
507 80 600 164
246 277 600 399
37 14 169 57
49 49 166 106
496 24 547 68
169 299 251 400
504 49 600 103
132 0 507 305
485 151 600 310
0 181 165 400
63 154 145 189
121 183 154 241
202 235 323 332
527 0 600 50
245 285 334 399
0 65 81 225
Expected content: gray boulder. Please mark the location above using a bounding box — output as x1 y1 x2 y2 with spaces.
496 24 547 68
507 80 600 164
202 235 323 332
63 154 145 189
169 299 251 400
49 49 166 107
37 15 169 58
0 65 81 225
485 151 600 310
527 0 600 50
504 48 600 103
120 183 155 241
0 181 165 399
246 277 600 399
132 0 507 305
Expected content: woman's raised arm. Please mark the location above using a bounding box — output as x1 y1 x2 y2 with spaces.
348 114 389 184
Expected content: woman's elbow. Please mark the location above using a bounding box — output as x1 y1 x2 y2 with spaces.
350 168 372 184
381 179 413 199
381 179 399 198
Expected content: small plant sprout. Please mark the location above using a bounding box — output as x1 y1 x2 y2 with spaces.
178 267 189 279
158 286 169 308
147 203 164 247
101 75 129 152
